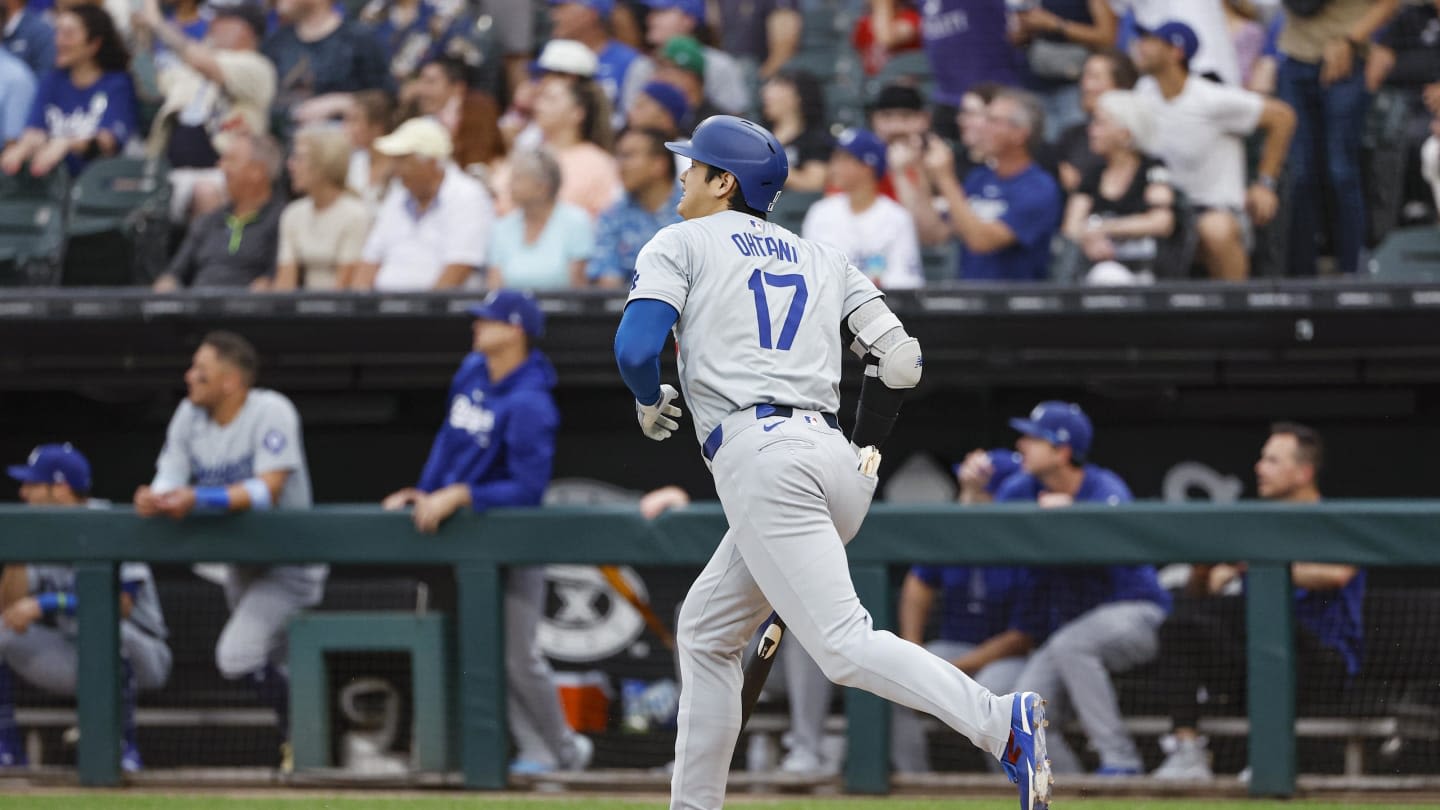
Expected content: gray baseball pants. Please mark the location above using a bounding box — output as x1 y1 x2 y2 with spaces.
0 622 171 693
1014 600 1166 773
505 566 583 769
216 565 325 678
671 409 1013 810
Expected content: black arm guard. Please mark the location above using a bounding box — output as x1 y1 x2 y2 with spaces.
850 362 906 449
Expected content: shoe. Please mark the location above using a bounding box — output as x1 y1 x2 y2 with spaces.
1152 735 1213 781
120 740 143 773
1095 765 1140 776
1000 692 1053 810
777 747 837 777
562 733 593 771
278 741 294 775
509 759 555 775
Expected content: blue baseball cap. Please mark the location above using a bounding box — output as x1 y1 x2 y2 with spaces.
549 0 614 16
1138 20 1198 64
1009 401 1093 461
7 443 92 493
640 81 690 127
834 127 886 178
642 0 704 18
468 289 545 338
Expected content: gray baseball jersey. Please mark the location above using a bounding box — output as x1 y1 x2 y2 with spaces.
27 563 167 641
151 388 312 509
627 210 883 444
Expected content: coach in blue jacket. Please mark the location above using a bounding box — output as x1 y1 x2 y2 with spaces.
382 289 592 774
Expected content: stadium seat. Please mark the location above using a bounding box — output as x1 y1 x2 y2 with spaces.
1368 226 1440 281
0 170 68 286
61 156 171 286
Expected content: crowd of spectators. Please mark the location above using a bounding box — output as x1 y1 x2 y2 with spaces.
0 0 1437 289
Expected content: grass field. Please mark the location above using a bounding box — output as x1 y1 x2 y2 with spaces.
6 797 1440 810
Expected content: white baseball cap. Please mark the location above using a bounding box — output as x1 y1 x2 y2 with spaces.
373 117 453 159
536 39 598 77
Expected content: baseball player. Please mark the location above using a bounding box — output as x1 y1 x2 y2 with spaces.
132 331 322 770
1 444 171 771
381 290 592 774
612 114 1052 810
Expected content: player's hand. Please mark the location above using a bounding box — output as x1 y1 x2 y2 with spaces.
1037 491 1074 509
1208 563 1243 594
956 449 994 501
133 485 162 518
639 485 690 520
2 597 41 634
636 384 682 441
855 445 881 478
412 483 469 534
155 487 198 520
382 487 423 511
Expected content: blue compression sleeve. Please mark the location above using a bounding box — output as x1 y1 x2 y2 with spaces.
614 299 679 406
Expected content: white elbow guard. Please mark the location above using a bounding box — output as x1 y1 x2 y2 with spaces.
846 298 924 390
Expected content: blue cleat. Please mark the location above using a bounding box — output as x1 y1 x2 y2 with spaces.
120 739 143 773
0 732 26 768
1001 692 1053 810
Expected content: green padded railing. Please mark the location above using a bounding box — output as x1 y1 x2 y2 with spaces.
4 501 1439 795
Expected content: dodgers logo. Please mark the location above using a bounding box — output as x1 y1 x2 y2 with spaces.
263 429 287 454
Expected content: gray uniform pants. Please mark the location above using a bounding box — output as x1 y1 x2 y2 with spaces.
671 409 1013 810
780 638 1026 773
1013 600 1166 773
216 565 325 679
505 566 580 768
0 622 171 693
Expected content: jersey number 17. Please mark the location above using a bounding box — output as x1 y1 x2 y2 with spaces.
747 269 808 351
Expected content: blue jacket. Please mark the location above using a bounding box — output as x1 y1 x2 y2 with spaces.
416 350 559 512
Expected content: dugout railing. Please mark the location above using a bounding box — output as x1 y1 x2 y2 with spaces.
3 501 1439 796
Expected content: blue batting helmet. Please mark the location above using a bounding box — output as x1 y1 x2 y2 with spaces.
666 115 789 213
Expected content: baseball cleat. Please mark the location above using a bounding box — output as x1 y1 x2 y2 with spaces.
1001 692 1052 810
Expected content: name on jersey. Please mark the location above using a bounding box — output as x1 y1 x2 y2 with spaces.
190 454 255 487
730 232 798 263
449 393 496 446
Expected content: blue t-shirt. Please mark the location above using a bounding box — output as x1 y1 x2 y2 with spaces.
488 203 595 290
26 69 138 175
1295 568 1365 677
595 40 643 110
264 20 391 114
958 163 1062 282
996 464 1172 633
921 0 1019 106
416 350 559 512
908 565 1035 645
2 10 54 80
0 48 37 143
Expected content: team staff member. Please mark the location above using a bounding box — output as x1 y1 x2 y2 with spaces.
1 444 170 772
614 114 1051 810
133 331 320 770
381 290 592 775
1153 423 1364 780
966 401 1170 776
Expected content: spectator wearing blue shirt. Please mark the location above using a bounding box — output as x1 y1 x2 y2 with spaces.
0 5 136 177
359 0 437 85
487 148 595 289
1153 422 1364 781
380 291 592 774
1 0 55 79
589 126 681 287
964 401 1170 776
549 0 653 125
0 46 36 143
906 88 1064 282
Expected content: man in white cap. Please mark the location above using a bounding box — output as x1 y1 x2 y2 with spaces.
350 117 495 291
549 0 653 121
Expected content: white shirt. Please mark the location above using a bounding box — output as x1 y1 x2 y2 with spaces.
1137 75 1263 210
1109 0 1240 85
361 165 494 291
801 193 923 289
1423 136 1440 218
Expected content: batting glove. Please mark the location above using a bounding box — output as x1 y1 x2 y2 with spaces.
637 384 683 441
855 444 882 477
